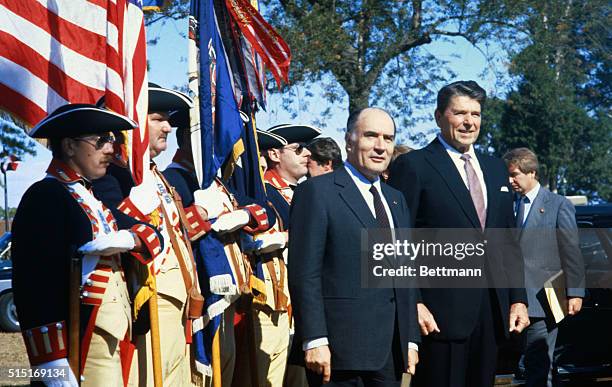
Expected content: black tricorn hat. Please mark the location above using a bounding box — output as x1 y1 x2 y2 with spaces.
169 108 189 130
29 104 137 139
96 83 193 114
148 82 192 113
267 124 321 144
257 130 287 150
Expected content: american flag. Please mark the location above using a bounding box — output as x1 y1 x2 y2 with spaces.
0 155 19 173
0 0 149 184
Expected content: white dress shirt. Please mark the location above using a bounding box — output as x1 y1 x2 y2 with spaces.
303 161 417 352
437 134 488 209
520 183 540 224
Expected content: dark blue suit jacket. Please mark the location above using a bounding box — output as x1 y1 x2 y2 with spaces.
388 138 527 340
289 167 420 371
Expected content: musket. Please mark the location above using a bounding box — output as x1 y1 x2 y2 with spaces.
212 329 222 387
148 274 163 387
68 247 81 384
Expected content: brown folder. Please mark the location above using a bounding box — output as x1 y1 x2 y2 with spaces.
401 372 412 387
543 270 568 323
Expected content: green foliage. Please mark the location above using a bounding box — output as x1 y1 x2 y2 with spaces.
261 0 528 129
0 207 17 221
0 113 37 161
490 0 611 201
149 0 530 130
144 0 190 27
150 0 610 200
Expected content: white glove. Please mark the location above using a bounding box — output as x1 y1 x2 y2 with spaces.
35 358 78 386
211 210 250 233
78 230 136 256
193 185 226 219
128 171 160 215
255 231 286 254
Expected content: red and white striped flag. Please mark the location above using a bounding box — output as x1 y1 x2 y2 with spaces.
0 155 19 173
0 0 149 184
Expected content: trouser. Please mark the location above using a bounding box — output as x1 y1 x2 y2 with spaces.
518 318 558 387
234 308 290 387
130 294 195 386
284 364 308 387
82 327 123 386
414 290 501 387
284 322 308 387
305 321 403 387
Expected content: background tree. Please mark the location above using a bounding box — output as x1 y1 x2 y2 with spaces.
0 113 36 171
149 0 529 130
488 0 611 200
148 0 610 200
261 0 530 130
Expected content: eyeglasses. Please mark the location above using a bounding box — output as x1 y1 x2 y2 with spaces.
283 143 307 155
73 134 116 150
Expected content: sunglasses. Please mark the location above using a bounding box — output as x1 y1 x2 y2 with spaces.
283 143 307 155
73 134 116 150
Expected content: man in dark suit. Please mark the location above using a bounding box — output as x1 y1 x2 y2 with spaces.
388 80 530 387
289 107 420 386
503 147 584 387
306 137 343 177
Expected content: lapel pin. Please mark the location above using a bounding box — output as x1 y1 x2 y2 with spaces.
539 208 545 213
393 200 398 205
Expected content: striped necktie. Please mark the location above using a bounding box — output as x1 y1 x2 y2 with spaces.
515 195 530 228
460 154 486 229
369 185 391 228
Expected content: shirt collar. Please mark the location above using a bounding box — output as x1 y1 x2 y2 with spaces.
46 158 91 189
344 161 382 191
524 182 540 203
437 134 477 160
264 169 292 190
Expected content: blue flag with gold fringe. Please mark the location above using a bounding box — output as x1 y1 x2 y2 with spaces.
195 0 243 191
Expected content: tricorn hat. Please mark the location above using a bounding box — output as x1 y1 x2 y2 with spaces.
148 82 193 113
169 108 189 130
257 130 287 150
267 124 321 145
29 104 137 139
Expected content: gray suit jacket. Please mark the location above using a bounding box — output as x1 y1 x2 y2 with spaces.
519 187 585 318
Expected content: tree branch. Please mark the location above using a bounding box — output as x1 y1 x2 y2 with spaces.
363 0 429 89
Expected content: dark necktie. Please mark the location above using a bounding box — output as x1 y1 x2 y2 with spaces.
460 154 487 229
516 195 530 228
369 185 391 228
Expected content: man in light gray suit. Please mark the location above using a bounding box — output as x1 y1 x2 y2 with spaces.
503 148 585 387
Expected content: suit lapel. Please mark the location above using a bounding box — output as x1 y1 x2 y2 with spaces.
335 168 377 228
525 188 548 227
519 187 547 240
425 139 481 229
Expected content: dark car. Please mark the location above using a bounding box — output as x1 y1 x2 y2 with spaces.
497 204 612 385
0 232 19 332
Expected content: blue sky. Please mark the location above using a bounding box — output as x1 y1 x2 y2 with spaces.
2 15 511 208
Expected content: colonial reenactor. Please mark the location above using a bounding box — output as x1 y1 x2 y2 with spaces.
263 124 321 227
262 124 321 387
12 104 159 386
162 112 276 386
229 129 296 387
92 84 202 386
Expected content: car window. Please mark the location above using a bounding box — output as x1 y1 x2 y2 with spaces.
579 227 611 270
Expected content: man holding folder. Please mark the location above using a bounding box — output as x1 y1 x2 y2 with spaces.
504 147 585 387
